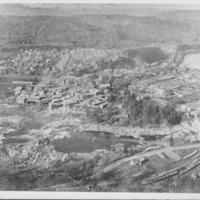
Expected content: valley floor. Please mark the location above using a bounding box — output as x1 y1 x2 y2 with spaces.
1 46 200 192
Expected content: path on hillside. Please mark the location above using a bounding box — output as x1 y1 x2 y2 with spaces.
92 143 200 178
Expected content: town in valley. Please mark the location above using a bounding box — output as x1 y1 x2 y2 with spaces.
0 3 200 193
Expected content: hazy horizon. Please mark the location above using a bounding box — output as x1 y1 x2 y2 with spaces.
24 3 200 10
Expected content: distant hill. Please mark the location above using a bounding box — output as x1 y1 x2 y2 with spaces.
0 4 61 16
1 14 200 50
1 5 200 50
0 4 168 17
157 10 200 22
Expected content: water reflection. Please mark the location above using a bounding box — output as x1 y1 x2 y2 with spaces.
53 131 136 153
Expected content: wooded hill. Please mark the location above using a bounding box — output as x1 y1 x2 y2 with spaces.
1 14 200 50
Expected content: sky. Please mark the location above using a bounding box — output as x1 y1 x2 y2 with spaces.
2 0 200 6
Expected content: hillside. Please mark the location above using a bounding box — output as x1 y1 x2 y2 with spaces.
0 4 168 17
1 15 200 51
157 10 200 22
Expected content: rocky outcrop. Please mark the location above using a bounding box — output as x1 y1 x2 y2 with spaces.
0 137 69 175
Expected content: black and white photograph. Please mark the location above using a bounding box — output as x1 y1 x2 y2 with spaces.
1 0 200 198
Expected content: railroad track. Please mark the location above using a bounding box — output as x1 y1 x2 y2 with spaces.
91 143 200 179
143 152 200 185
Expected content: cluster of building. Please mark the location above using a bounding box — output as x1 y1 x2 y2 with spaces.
10 46 200 139
53 48 128 75
0 49 61 76
13 72 112 113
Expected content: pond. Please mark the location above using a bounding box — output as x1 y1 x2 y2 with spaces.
52 131 139 153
